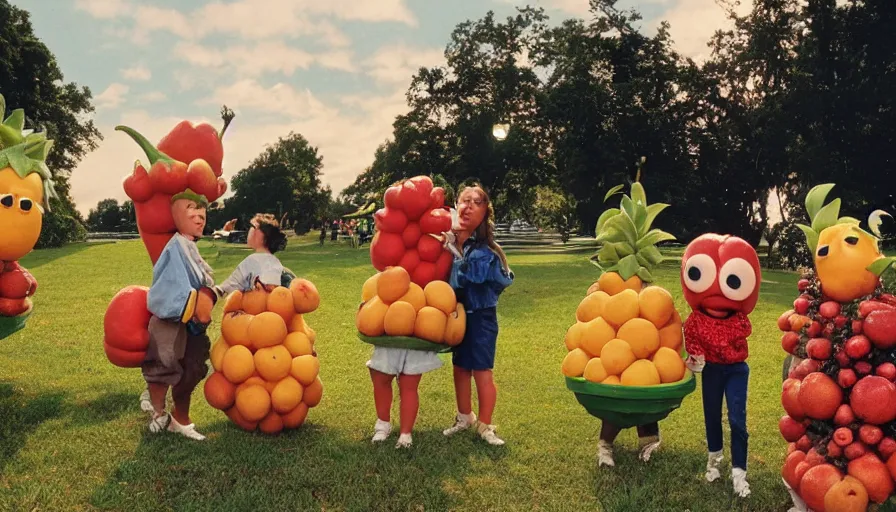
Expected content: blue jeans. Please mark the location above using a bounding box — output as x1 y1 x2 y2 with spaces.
701 361 749 470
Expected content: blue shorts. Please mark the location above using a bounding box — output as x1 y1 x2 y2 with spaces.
452 308 498 371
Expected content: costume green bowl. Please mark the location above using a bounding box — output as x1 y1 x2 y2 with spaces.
357 332 452 353
565 370 697 428
0 303 33 340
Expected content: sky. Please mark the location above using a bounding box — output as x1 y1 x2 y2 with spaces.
14 0 751 218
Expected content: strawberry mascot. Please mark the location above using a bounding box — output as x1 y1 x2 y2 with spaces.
0 94 57 339
102 107 234 440
681 234 761 498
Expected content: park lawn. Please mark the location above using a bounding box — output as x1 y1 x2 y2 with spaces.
1 236 798 511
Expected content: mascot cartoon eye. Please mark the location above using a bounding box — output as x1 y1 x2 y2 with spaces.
0 194 12 208
719 257 757 301
683 253 716 293
19 197 33 212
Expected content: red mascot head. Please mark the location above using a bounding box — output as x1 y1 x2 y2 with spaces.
681 234 761 318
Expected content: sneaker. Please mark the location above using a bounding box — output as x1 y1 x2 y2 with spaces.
638 435 661 462
395 433 413 449
167 416 206 441
139 389 154 413
476 422 505 446
148 412 170 434
443 412 477 436
597 440 615 467
732 468 751 498
706 450 724 482
372 419 392 443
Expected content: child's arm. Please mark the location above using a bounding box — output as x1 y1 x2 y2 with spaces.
215 259 253 296
682 314 706 372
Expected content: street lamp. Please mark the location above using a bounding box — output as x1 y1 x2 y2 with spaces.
492 122 510 141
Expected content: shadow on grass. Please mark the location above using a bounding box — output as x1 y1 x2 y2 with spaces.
68 392 141 427
89 417 491 510
0 383 65 475
17 242 96 271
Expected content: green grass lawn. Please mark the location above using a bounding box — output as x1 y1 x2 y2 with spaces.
0 236 799 511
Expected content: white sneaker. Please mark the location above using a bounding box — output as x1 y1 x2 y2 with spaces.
371 419 392 443
705 451 723 482
732 468 751 498
139 389 154 413
395 433 413 448
638 435 661 462
148 412 170 434
443 412 477 436
477 422 505 446
597 440 615 467
167 416 206 441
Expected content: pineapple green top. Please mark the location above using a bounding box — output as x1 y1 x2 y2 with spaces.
0 93 58 209
593 181 675 283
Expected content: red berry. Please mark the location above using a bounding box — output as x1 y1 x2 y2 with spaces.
844 441 868 460
859 425 883 446
834 404 856 426
798 279 810 292
838 369 858 388
794 298 810 315
827 440 843 458
855 361 873 375
852 320 864 335
819 301 841 319
845 335 872 359
807 321 823 338
834 315 848 329
835 349 851 368
876 362 896 381
834 427 854 447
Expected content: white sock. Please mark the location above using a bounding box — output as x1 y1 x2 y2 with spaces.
706 450 723 482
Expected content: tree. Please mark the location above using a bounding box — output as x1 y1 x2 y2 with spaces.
86 198 124 232
227 132 330 235
530 184 578 242
1 0 102 247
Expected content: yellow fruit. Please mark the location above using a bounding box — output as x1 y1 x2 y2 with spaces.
210 336 229 372
617 318 660 359
303 377 323 407
561 348 590 377
444 303 466 346
236 375 267 395
423 280 457 315
583 358 608 383
658 323 683 352
377 266 411 303
579 317 616 358
414 306 447 343
266 286 295 324
235 384 271 422
289 278 321 313
225 405 258 431
362 273 380 301
204 372 236 410
271 376 304 414
586 280 601 296
221 312 254 348
222 345 255 384
254 345 292 381
248 311 289 349
620 360 661 386
282 403 309 428
576 291 609 323
598 272 641 296
816 223 883 302
638 286 675 328
223 290 243 314
600 338 636 376
397 282 426 312
0 168 45 261
384 301 417 336
652 347 686 383
289 314 310 335
564 322 586 351
291 355 320 386
602 375 621 385
602 289 640 328
356 296 389 336
242 288 269 315
282 331 313 357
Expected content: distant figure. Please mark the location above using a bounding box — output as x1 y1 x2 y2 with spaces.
331 220 338 241
319 221 327 246
212 218 238 240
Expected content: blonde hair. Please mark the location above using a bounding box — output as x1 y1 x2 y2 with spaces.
458 184 510 273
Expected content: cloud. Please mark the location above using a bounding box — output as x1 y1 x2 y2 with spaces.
364 44 446 86
94 83 130 108
75 0 128 19
139 92 167 103
204 80 338 119
172 41 356 78
651 0 752 61
122 65 151 81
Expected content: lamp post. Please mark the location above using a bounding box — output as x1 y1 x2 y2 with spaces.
492 122 510 141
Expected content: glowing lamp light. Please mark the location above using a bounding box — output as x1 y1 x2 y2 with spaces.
492 123 510 141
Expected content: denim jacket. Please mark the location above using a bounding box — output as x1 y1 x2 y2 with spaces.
449 238 514 312
147 233 215 322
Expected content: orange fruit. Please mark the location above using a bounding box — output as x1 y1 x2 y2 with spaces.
652 347 686 383
617 318 660 359
259 411 284 435
254 345 292 381
235 375 267 395
289 314 308 334
847 454 893 504
564 322 586 351
282 403 309 428
658 323 683 351
223 290 243 313
362 273 380 302
377 266 411 303
576 291 609 323
303 376 323 407
271 376 304 413
222 345 255 384
620 360 661 386
204 372 236 410
221 312 254 348
247 311 288 349
602 289 640 328
561 348 590 377
266 286 295 324
816 223 883 302
291 355 320 386
423 280 457 315
210 336 229 372
579 317 616 358
397 282 426 312
356 296 389 336
638 286 675 328
289 278 321 313
414 306 447 343
583 358 608 383
824 476 869 512
384 301 416 336
602 375 621 385
600 339 636 376
235 384 271 422
225 405 258 431
282 331 313 357
597 272 641 296
586 280 601 296
242 288 269 315
443 303 466 346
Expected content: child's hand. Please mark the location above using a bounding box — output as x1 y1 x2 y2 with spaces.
685 354 705 373
194 287 216 324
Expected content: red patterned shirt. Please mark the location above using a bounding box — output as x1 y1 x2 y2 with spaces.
683 310 752 364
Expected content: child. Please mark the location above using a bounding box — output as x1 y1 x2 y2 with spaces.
142 190 218 441
439 184 514 446
216 213 288 295
680 233 761 498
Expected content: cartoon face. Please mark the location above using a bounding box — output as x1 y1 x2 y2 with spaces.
171 198 206 240
0 168 45 261
681 233 761 317
456 187 488 232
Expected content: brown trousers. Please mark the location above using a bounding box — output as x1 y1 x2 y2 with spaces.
141 316 210 401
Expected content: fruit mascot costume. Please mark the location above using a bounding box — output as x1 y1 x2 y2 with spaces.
681 234 761 498
0 94 57 339
778 184 896 512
